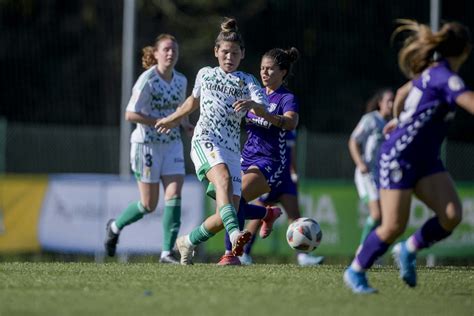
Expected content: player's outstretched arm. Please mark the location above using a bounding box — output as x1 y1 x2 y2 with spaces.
125 111 157 126
393 81 412 118
383 81 412 134
156 95 199 134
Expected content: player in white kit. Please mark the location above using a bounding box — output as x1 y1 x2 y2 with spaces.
155 17 269 264
348 89 393 251
104 34 192 264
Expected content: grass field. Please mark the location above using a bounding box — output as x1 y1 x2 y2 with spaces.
1 262 473 316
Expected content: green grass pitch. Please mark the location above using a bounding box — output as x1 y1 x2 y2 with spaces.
1 262 473 316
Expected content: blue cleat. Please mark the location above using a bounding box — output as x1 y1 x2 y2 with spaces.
392 241 417 287
343 267 377 294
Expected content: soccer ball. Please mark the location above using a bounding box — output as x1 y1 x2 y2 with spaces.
286 217 322 252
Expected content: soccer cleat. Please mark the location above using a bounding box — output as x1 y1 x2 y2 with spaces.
159 254 180 264
392 241 417 287
231 230 252 256
239 253 253 265
217 254 242 266
176 235 195 265
259 207 283 239
297 253 325 266
104 219 119 257
343 267 377 294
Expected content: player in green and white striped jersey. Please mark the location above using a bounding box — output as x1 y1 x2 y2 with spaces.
104 34 193 264
156 17 269 264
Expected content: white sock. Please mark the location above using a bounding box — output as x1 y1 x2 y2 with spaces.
161 251 170 258
111 221 120 234
185 235 193 247
229 230 240 245
224 250 232 255
406 236 418 253
298 253 308 260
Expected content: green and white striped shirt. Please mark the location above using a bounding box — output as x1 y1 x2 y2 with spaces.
127 67 187 144
192 66 267 153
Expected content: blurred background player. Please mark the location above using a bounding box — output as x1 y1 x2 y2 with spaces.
104 34 193 264
344 19 474 294
219 47 323 266
155 17 269 264
348 89 393 252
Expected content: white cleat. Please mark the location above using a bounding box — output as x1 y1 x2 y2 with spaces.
176 235 196 265
239 253 253 265
297 253 325 266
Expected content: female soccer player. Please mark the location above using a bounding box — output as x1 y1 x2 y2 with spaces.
344 20 474 294
104 34 192 264
218 47 323 266
348 89 393 251
155 17 269 265
237 129 324 266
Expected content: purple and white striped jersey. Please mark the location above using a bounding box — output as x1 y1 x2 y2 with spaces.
241 86 299 166
379 59 467 189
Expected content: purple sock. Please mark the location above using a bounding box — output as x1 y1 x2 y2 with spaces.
244 233 257 254
224 202 247 251
356 230 390 270
224 231 232 251
412 217 452 250
240 198 266 219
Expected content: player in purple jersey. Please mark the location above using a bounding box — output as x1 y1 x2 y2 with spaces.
239 129 325 266
218 47 308 265
344 20 474 294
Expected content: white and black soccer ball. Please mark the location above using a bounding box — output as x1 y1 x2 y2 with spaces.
286 217 322 252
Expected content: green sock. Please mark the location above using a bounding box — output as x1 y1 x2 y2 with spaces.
115 201 148 230
219 204 239 235
189 223 215 245
162 197 181 252
359 216 380 244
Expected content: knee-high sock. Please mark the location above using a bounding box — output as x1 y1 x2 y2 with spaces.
353 230 390 270
244 233 257 255
115 201 148 229
162 198 181 252
219 204 239 235
239 198 267 219
224 203 246 251
410 216 452 251
189 223 215 245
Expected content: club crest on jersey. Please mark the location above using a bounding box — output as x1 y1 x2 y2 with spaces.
390 168 402 183
268 102 278 113
448 75 464 92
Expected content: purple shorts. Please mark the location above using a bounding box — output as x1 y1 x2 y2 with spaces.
259 174 297 204
241 157 296 202
379 156 445 190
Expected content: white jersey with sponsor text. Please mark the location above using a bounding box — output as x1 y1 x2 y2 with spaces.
126 67 187 144
192 66 268 154
193 67 268 154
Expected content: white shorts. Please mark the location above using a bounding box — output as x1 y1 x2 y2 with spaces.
131 142 185 183
354 168 379 202
190 139 242 198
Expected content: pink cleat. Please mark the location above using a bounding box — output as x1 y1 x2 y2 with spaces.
217 254 242 266
232 230 252 256
259 207 282 238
